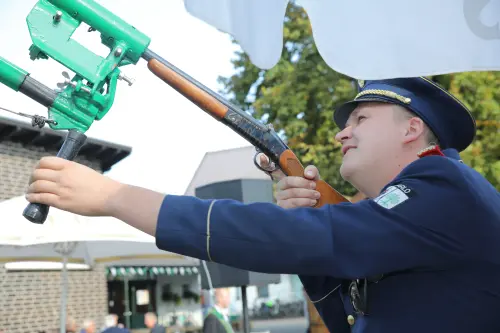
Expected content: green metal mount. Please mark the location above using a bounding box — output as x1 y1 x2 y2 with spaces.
48 68 121 132
25 0 152 132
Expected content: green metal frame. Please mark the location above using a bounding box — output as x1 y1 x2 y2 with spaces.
0 0 152 132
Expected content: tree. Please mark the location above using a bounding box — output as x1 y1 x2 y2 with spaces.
218 2 500 193
432 73 500 189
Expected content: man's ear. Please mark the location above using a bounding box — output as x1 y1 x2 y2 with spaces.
402 117 426 144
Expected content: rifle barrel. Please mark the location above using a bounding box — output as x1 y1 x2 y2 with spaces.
142 49 268 131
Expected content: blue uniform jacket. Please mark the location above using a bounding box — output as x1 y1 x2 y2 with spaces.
155 155 500 333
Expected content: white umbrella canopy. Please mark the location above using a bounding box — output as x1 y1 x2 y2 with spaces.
0 195 196 266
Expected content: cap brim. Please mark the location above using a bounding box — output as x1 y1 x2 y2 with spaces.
334 97 397 129
334 78 477 152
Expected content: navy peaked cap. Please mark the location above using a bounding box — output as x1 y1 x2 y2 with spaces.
334 77 476 152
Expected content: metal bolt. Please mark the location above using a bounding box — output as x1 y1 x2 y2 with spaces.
53 10 63 22
114 48 123 57
118 73 135 86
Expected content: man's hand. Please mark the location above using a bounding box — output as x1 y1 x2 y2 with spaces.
259 154 321 209
26 156 123 216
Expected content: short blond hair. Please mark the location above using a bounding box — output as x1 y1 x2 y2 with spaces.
393 105 440 146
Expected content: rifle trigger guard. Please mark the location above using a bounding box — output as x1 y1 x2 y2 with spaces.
253 149 278 179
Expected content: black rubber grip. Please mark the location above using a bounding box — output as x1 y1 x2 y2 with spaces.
23 130 87 224
19 75 58 108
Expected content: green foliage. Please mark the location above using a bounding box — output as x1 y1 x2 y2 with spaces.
218 2 499 193
433 72 500 189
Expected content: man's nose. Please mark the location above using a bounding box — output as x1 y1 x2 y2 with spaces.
335 126 352 143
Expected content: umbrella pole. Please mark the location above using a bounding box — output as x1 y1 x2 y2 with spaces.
241 286 250 333
60 255 69 333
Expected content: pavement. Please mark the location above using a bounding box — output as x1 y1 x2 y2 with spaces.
237 317 308 333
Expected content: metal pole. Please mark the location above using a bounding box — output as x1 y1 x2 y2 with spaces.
54 242 77 333
59 255 68 333
124 278 131 328
241 286 250 333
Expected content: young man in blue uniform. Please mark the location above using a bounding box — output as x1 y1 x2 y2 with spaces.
25 77 500 333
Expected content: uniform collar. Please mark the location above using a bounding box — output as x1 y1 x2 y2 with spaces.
214 304 229 318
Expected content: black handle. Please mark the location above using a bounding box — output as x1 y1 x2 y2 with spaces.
23 129 87 224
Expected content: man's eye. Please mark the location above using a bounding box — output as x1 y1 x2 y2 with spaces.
358 116 366 122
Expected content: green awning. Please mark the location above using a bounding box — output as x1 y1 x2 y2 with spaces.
106 265 199 278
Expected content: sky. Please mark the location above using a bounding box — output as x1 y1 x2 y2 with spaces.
0 0 251 195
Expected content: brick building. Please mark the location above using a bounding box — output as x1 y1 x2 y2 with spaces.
0 115 132 333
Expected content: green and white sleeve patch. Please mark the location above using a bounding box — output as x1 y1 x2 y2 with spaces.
374 184 413 209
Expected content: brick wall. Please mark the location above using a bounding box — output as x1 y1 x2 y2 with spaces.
0 264 108 333
0 141 101 201
0 140 109 333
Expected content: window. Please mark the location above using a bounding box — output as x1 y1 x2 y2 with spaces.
236 288 241 301
257 285 269 298
136 289 150 305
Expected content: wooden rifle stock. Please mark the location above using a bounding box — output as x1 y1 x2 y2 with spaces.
278 149 349 206
146 58 349 207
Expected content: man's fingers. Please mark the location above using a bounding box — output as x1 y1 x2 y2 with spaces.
270 169 286 182
27 180 60 195
276 176 316 191
26 179 62 207
36 156 68 170
259 153 286 181
304 165 320 180
277 198 317 209
259 154 270 167
273 164 321 209
29 168 60 185
275 188 320 201
25 192 60 207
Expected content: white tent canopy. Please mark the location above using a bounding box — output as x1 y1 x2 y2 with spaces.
0 196 197 266
0 196 198 333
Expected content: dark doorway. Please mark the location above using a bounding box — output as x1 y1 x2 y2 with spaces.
107 279 158 329
129 279 157 329
107 281 126 326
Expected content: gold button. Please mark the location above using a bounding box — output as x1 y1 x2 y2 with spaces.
347 315 355 326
